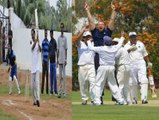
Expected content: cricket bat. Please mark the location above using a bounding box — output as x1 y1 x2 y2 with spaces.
35 8 39 39
148 67 157 98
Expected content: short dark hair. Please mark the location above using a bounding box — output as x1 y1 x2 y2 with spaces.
44 29 47 32
50 29 53 34
60 22 64 29
31 29 35 33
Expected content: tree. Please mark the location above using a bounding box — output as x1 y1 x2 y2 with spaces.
1 0 72 31
72 0 159 89
51 0 72 32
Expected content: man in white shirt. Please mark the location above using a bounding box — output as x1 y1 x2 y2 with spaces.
76 27 95 105
87 35 125 105
112 37 131 105
57 23 68 98
30 29 41 107
124 32 152 104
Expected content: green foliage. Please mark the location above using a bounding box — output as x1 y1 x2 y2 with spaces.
72 0 159 87
0 109 18 120
0 0 72 32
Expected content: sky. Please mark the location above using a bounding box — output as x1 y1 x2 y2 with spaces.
46 0 72 9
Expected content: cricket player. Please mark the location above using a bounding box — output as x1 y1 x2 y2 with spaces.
87 35 125 105
30 29 41 107
112 36 131 105
57 23 68 98
8 45 21 95
124 32 152 104
41 29 49 94
85 2 117 104
76 27 95 105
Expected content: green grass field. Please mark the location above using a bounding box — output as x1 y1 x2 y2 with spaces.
0 108 18 120
72 89 159 120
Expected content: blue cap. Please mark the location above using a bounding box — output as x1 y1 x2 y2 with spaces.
103 36 112 45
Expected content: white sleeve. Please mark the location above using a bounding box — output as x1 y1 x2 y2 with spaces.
124 43 131 51
142 43 148 57
118 37 125 45
87 40 102 53
113 37 125 50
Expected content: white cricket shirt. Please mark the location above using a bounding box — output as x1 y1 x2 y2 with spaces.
87 37 125 66
77 41 95 66
31 42 40 73
115 47 130 66
124 41 148 62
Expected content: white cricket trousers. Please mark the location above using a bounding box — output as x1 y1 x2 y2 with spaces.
116 65 131 103
129 60 148 101
31 71 40 103
78 64 95 101
93 66 124 105
59 64 66 95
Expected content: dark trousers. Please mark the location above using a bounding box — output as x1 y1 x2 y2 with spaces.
9 39 12 48
41 62 49 94
2 41 5 61
50 63 57 94
94 53 99 72
2 48 5 61
94 53 104 97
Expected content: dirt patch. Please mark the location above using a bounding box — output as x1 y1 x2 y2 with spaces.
0 66 72 120
0 95 71 120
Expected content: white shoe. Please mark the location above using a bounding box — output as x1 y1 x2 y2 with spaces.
91 102 101 106
82 100 87 105
54 93 58 97
18 90 21 95
9 91 12 95
152 93 157 98
123 101 128 105
132 98 137 104
63 93 66 97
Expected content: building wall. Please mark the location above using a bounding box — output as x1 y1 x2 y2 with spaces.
12 28 72 76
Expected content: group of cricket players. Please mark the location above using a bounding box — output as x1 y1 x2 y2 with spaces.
1 1 156 108
76 2 154 106
6 23 68 107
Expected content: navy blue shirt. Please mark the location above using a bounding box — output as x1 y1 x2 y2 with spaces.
91 27 112 46
42 39 49 63
8 50 16 66
49 38 57 63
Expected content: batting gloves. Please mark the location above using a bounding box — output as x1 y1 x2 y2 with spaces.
129 45 137 51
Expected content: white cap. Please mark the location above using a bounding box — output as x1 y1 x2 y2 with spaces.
112 38 119 43
83 31 92 37
129 32 137 36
